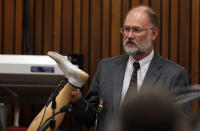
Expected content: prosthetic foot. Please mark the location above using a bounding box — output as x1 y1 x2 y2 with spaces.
27 51 89 131
48 51 89 87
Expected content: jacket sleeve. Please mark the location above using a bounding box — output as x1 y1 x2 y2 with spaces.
170 68 192 114
71 61 102 126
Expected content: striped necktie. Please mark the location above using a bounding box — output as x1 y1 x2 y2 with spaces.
125 62 140 99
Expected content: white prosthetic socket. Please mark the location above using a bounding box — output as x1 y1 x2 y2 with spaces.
48 51 89 88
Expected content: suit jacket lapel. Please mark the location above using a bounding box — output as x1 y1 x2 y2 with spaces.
141 52 163 90
112 55 129 116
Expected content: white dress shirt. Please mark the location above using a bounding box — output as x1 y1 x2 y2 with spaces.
121 50 154 103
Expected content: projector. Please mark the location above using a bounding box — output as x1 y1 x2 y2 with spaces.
0 54 65 104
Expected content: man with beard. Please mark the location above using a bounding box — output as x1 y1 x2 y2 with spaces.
48 5 191 131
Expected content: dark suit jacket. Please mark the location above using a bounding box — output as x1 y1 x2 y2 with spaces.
72 52 190 131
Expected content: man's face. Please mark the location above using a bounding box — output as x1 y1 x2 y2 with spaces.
122 9 156 56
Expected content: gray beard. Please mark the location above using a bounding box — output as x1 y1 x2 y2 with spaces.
123 38 151 56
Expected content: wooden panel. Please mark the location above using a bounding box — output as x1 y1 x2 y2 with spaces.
131 0 141 7
170 0 178 62
15 0 23 54
53 0 62 52
161 0 169 58
151 0 161 54
81 0 90 77
111 0 121 56
43 0 53 54
62 0 73 55
35 0 43 55
102 0 111 58
81 5 90 130
29 0 34 54
90 0 101 77
122 0 130 25
142 0 150 5
4 0 15 54
179 0 190 71
191 0 199 84
121 0 130 54
73 0 81 54
0 0 2 53
191 0 199 113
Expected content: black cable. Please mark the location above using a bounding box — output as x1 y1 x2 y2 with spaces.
38 105 69 131
37 106 48 131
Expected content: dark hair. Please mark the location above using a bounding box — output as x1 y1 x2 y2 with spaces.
119 89 183 131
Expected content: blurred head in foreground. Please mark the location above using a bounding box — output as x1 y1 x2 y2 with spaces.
119 89 192 131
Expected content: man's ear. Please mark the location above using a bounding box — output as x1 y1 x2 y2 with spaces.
151 28 159 41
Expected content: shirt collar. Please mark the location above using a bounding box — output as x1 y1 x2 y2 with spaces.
128 50 154 70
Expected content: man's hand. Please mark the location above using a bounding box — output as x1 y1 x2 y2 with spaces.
71 89 82 103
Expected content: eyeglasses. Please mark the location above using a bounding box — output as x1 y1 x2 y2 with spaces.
120 26 154 34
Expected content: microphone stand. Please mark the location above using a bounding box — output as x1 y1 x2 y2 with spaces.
94 97 103 131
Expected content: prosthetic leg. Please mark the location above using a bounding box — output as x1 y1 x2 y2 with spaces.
27 51 89 131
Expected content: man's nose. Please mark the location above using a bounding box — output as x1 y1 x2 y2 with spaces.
127 30 135 38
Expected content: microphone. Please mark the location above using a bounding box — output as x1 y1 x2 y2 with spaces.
95 97 103 131
38 105 69 131
46 78 68 107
